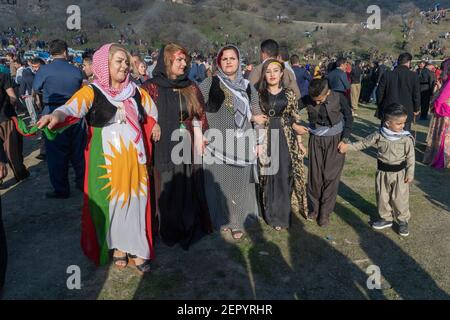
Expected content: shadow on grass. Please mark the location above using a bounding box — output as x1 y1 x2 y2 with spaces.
1 177 112 299
245 213 385 299
132 168 250 300
337 182 450 299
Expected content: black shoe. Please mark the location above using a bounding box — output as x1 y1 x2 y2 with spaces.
45 192 70 199
372 219 393 230
36 154 46 161
307 212 318 221
0 180 18 190
398 221 409 237
318 215 330 227
17 171 31 182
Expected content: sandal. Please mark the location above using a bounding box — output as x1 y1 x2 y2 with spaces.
231 230 244 240
112 251 128 269
128 254 151 275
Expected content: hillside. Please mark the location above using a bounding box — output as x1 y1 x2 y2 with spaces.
0 0 449 62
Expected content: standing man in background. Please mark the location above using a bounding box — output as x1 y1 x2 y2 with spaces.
377 53 421 131
33 40 85 199
350 60 363 116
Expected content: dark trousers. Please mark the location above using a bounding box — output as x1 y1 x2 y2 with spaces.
308 134 345 220
404 121 412 132
0 120 29 181
420 91 432 120
0 197 7 296
45 121 86 196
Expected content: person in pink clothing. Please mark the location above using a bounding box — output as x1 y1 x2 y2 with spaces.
423 58 450 169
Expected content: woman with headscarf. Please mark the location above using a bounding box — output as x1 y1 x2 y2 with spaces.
141 43 212 250
423 58 450 169
198 45 266 240
255 59 308 230
37 43 159 274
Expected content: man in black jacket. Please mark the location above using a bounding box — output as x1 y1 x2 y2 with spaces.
369 61 387 103
350 60 363 114
416 61 435 120
376 53 421 131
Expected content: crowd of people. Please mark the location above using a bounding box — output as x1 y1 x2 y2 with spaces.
0 34 449 296
420 7 448 25
420 39 446 58
0 26 44 53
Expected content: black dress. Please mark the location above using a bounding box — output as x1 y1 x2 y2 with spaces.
261 90 293 228
141 49 211 250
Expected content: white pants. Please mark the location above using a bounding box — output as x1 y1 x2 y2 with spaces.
23 96 38 124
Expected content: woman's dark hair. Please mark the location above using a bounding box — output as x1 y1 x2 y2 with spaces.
383 103 408 121
257 59 285 113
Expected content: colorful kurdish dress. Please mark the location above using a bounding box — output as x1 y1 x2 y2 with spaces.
51 83 158 265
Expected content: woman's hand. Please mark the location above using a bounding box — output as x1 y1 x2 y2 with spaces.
37 111 66 130
255 145 264 158
251 114 268 126
194 127 208 156
293 123 309 135
297 140 307 155
152 123 161 142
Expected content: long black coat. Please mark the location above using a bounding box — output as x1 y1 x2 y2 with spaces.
376 65 421 123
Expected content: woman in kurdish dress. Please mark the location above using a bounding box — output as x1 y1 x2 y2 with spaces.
423 58 450 169
141 43 212 250
38 43 159 273
198 45 266 240
254 59 308 230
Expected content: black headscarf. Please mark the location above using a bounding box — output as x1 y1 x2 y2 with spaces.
146 45 194 172
151 46 193 89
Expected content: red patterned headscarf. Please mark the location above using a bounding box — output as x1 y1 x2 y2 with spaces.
93 43 131 97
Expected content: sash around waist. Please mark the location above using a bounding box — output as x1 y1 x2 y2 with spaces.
309 120 344 137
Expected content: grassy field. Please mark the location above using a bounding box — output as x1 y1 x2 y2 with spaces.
1 103 449 300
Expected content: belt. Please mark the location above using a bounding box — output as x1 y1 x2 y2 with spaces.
377 160 406 172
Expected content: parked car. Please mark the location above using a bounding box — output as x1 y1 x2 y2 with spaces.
144 55 152 64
